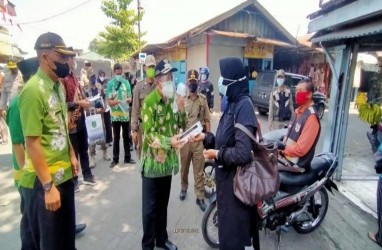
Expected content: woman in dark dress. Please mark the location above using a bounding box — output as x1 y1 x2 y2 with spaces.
203 57 260 249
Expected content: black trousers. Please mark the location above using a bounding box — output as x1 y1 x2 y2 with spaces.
142 175 172 249
69 129 92 180
103 111 113 144
19 189 35 250
112 121 131 162
20 179 76 250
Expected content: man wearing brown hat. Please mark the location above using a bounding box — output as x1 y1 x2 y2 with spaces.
18 32 79 250
131 54 156 159
268 69 294 130
179 69 210 211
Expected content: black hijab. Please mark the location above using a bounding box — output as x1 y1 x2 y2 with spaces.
17 57 39 82
219 57 249 103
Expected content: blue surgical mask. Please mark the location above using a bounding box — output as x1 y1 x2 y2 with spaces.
276 78 285 86
115 75 123 82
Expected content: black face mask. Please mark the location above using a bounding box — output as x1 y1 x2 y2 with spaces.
189 82 198 93
53 61 70 78
48 56 70 78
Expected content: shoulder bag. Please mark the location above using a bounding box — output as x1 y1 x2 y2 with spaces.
233 123 280 206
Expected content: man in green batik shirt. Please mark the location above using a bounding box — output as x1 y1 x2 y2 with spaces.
107 63 135 168
140 59 186 250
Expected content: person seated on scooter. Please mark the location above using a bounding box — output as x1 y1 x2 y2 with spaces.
279 79 321 173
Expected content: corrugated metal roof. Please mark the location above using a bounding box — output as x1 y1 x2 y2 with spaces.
167 0 296 45
210 29 254 39
311 19 382 43
256 38 295 48
210 30 295 47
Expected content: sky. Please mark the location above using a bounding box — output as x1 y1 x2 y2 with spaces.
3 0 320 58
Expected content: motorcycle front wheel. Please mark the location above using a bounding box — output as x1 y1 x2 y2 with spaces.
201 200 219 248
293 187 329 234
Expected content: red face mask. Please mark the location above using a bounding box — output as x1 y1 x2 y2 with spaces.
296 91 309 106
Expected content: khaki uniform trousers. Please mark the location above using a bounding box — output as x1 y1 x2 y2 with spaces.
180 140 205 199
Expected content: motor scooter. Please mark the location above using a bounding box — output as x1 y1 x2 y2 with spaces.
201 129 338 249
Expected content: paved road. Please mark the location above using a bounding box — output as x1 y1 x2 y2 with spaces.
0 111 380 250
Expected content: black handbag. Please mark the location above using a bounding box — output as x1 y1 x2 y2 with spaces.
233 123 281 206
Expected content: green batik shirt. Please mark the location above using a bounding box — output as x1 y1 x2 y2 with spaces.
5 95 24 188
140 89 186 177
106 78 132 122
18 68 73 188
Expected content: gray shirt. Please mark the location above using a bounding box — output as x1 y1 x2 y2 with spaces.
0 70 23 110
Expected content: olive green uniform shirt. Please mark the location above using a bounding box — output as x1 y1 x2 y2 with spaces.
184 94 211 130
131 80 156 132
18 68 73 188
140 89 186 177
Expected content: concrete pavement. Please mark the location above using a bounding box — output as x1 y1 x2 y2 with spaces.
0 110 380 250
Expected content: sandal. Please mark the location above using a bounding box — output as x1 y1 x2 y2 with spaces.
368 232 382 247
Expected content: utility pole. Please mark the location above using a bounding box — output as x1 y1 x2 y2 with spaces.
137 0 143 80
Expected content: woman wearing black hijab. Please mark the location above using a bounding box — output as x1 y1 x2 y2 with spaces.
203 57 260 249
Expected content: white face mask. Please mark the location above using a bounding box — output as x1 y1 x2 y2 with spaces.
218 76 227 96
201 74 207 81
276 78 285 86
162 81 175 98
99 76 105 82
218 76 246 96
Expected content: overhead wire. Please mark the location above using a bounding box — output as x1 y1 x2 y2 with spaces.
7 0 94 26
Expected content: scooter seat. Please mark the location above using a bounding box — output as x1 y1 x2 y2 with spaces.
280 153 335 187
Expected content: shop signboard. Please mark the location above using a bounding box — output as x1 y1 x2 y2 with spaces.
244 42 274 59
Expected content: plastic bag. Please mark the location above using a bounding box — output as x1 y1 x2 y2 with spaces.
85 111 105 144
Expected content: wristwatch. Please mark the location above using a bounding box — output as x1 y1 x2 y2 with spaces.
43 180 54 192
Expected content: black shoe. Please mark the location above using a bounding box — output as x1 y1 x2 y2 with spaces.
179 190 187 201
196 198 207 212
75 223 86 234
83 176 97 185
124 159 136 164
157 240 178 250
110 161 118 168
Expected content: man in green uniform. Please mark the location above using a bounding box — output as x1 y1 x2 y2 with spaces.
131 54 156 159
140 59 186 250
18 32 79 250
179 69 211 212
